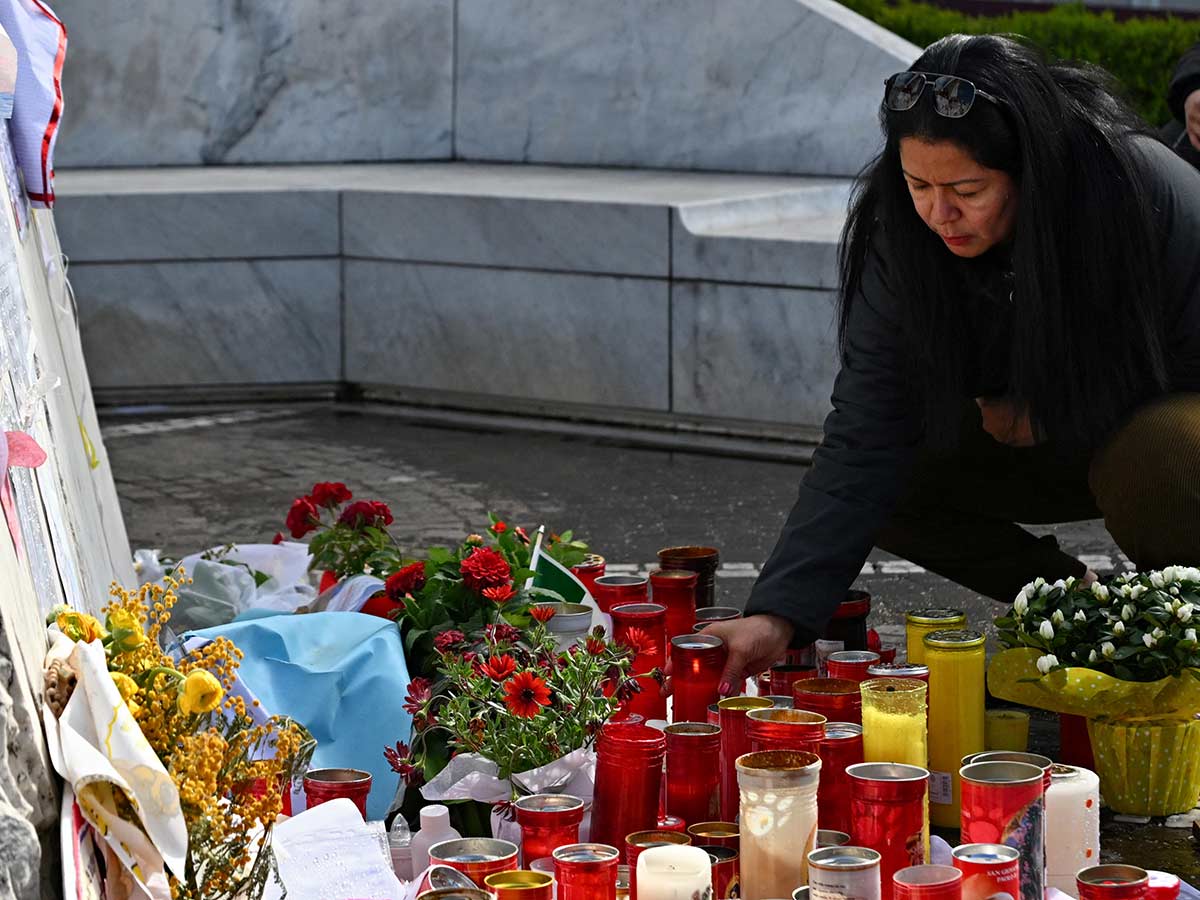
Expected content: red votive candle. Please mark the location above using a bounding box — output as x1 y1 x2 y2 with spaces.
590 723 666 858
593 574 649 614
1077 866 1151 900
827 650 882 683
650 568 699 644
706 703 720 725
611 602 668 720
664 723 721 828
554 843 620 900
428 838 520 885
692 607 742 630
794 677 864 725
571 554 607 597
816 721 864 836
302 767 372 819
670 634 727 724
657 545 720 609
514 793 585 866
717 696 773 820
699 845 740 900
894 865 964 900
770 663 818 695
848 762 931 900
626 830 691 900
746 707 826 753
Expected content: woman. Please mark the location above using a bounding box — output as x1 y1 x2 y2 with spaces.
702 34 1200 696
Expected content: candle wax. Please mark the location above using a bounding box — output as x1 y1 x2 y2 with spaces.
862 704 927 768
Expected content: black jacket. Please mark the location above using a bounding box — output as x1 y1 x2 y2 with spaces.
745 137 1200 644
1165 41 1200 169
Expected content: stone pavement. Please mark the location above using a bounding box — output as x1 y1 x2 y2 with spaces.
99 402 1199 876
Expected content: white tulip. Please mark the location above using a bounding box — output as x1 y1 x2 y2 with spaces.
1150 571 1166 589
1163 566 1179 583
1092 583 1110 603
1022 582 1038 601
1185 629 1197 643
1074 610 1087 623
1113 621 1126 636
1131 585 1148 599
1065 576 1077 589
1120 585 1133 598
1152 627 1166 640
1143 633 1157 648
1039 620 1055 641
1039 583 1054 597
1014 594 1029 617
1121 604 1136 621
1170 586 1181 596
1177 604 1194 623
1182 567 1200 582
1101 642 1116 659
1089 649 1098 663
1053 579 1067 591
1036 654 1059 675
1051 610 1066 626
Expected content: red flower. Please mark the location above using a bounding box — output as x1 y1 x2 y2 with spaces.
585 636 607 657
403 677 432 715
480 654 518 681
384 741 424 787
482 584 518 605
286 497 320 539
492 521 508 534
271 532 284 545
311 481 353 509
529 605 557 623
515 526 530 545
338 500 394 529
460 547 512 592
484 623 522 645
614 677 643 703
386 562 427 600
503 671 552 718
433 630 465 653
620 627 657 658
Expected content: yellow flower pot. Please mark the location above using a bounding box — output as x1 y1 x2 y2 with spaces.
1087 716 1200 816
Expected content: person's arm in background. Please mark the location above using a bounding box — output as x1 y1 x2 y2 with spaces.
1167 42 1200 152
700 240 923 693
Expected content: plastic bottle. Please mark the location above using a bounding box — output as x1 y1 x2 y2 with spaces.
409 804 461 874
388 814 413 881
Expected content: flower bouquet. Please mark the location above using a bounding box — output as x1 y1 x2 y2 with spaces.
989 568 1200 814
386 614 642 837
45 576 314 900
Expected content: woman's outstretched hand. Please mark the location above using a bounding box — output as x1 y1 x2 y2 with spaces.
661 613 795 698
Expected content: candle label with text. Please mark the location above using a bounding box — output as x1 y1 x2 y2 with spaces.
928 771 952 806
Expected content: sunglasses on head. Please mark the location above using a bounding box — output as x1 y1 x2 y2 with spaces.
883 71 1004 119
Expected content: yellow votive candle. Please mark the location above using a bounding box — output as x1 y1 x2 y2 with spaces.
985 709 1031 752
905 608 967 664
861 677 928 768
925 629 986 829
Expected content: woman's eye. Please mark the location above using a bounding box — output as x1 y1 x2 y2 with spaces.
909 183 928 192
957 191 979 198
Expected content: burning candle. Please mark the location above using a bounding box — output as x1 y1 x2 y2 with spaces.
1076 866 1150 900
302 767 372 819
636 844 714 900
827 650 882 683
816 722 864 836
794 678 863 725
514 793 585 866
984 709 1030 752
861 678 928 768
745 707 826 754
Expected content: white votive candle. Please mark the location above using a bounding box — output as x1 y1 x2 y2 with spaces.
1046 764 1101 897
636 844 714 900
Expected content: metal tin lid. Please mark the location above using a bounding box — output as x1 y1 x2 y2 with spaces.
952 843 1020 863
828 650 881 664
671 633 724 650
807 846 882 870
867 662 929 677
822 722 864 740
906 608 967 625
923 628 985 649
552 843 621 864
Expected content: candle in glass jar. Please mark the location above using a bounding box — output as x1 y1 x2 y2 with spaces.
861 678 928 768
670 635 727 724
636 845 714 900
737 750 821 899
905 610 967 665
924 630 985 828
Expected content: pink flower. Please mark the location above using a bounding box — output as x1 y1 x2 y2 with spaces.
403 677 432 715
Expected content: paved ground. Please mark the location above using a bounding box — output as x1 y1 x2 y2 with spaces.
99 402 1198 876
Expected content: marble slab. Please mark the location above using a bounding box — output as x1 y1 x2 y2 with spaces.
74 260 341 386
456 0 919 176
342 190 667 276
671 281 838 426
52 0 453 166
56 191 340 262
344 260 669 409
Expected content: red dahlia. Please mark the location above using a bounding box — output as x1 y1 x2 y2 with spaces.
285 496 320 539
310 481 353 508
386 562 427 600
503 671 552 718
338 500 394 529
460 547 512 591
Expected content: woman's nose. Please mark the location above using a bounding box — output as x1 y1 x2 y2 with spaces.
930 192 960 225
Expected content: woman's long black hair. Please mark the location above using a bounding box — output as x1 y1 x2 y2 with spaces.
839 34 1169 450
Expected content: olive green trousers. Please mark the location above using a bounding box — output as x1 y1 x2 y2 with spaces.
875 393 1200 601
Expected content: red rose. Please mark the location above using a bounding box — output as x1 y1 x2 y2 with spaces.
311 481 353 508
460 547 512 591
386 562 427 600
286 497 320 539
338 500 394 529
492 521 508 534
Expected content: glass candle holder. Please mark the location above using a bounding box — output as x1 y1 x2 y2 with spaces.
554 843 620 900
612 602 668 721
924 629 985 828
626 830 693 900
904 609 966 665
428 838 520 885
591 723 667 857
514 793 585 866
657 545 720 609
893 865 963 900
794 678 863 725
302 767 371 819
847 762 930 900
697 845 739 900
960 761 1045 900
718 696 773 820
571 554 607 597
670 634 727 724
693 607 742 629
984 709 1030 752
770 663 818 696
636 844 714 900
484 871 555 900
816 722 864 836
664 723 721 827
861 678 928 768
827 650 882 683
687 821 738 850
1045 764 1101 895
736 750 822 898
594 575 649 615
746 707 826 754
650 569 699 644
1076 866 1150 900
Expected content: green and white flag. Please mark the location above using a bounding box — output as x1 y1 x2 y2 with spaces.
526 527 605 631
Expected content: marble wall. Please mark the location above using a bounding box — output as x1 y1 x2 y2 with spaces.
52 0 916 175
